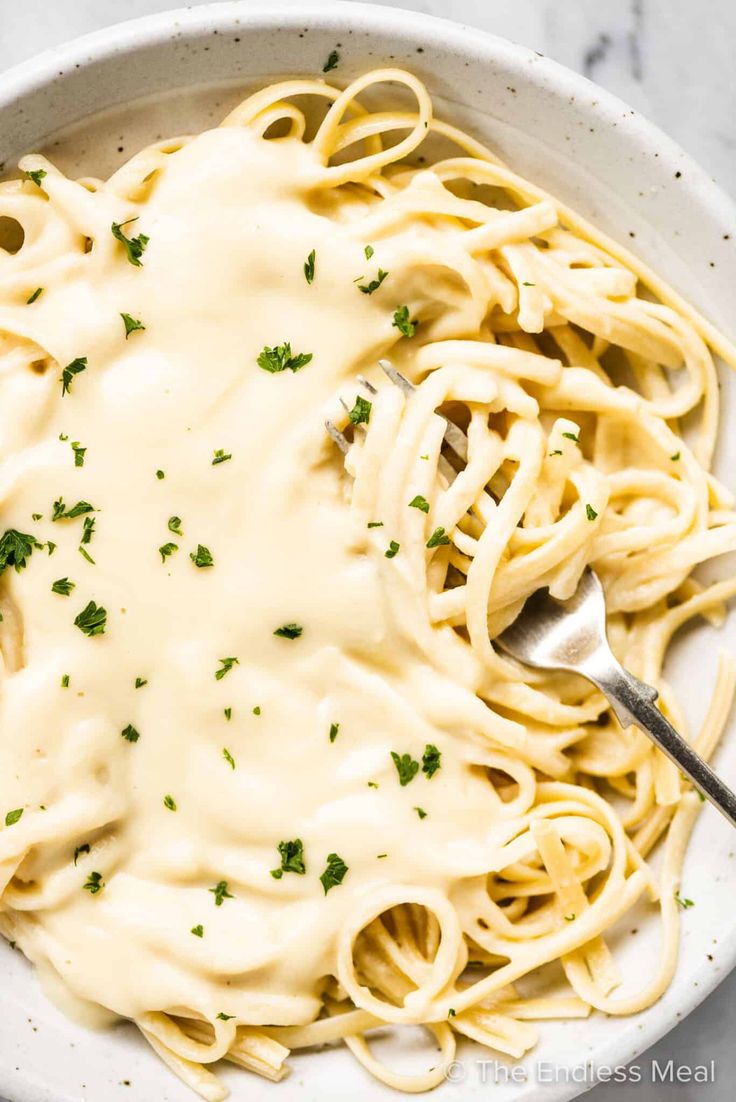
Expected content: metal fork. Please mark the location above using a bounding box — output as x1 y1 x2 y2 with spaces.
326 364 736 828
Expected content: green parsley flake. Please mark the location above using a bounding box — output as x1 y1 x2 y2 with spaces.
0 529 42 576
329 722 339 743
385 540 400 559
257 342 313 374
414 806 427 819
367 521 384 529
4 808 23 827
209 880 234 906
274 623 303 640
135 677 147 689
348 395 372 425
215 656 239 680
358 268 388 295
26 287 44 304
156 469 165 480
392 305 417 338
74 600 107 637
322 49 339 73
168 516 183 535
320 852 348 894
422 743 441 778
561 431 580 443
674 891 694 909
216 1012 235 1021
61 674 70 688
671 451 681 461
212 449 232 466
60 356 87 397
223 748 236 770
71 440 86 467
111 219 149 267
73 843 90 865
25 169 47 187
224 707 232 721
83 871 104 894
159 542 178 563
409 495 429 513
253 706 262 716
304 249 316 284
364 245 374 260
121 724 140 743
585 503 598 521
163 794 177 811
51 577 75 596
391 751 420 786
52 498 94 521
271 838 306 879
121 312 145 338
191 924 204 937
190 544 214 568
426 526 450 548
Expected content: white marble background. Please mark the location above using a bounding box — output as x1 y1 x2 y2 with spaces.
0 1 734 1100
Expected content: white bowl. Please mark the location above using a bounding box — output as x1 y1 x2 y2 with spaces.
1 4 735 1101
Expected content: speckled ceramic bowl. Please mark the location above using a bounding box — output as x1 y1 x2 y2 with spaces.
1 5 735 1102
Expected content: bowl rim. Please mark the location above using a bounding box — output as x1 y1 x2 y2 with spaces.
1 4 735 1100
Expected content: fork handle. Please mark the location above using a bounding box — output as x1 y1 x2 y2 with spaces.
590 661 736 829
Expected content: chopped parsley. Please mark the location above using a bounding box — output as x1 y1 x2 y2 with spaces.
367 521 384 528
80 516 95 546
358 268 388 295
52 498 94 521
224 707 232 721
111 218 149 267
274 623 303 639
585 503 598 521
409 495 429 513
426 526 450 548
253 706 262 716
329 722 339 743
671 451 681 461
168 516 183 535
549 449 563 457
74 600 107 637
422 743 441 778
564 913 576 921
215 656 239 680
0 529 41 576
561 431 580 443
223 748 236 769
135 677 147 689
391 751 420 786
191 924 204 937
385 540 400 559
674 891 694 909
190 544 214 568
348 395 372 425
61 674 70 688
257 342 313 374
212 449 232 466
51 577 75 596
364 245 374 260
163 794 177 811
320 852 348 894
26 286 43 304
71 440 86 467
60 357 88 397
121 312 145 338
216 1012 235 1021
83 871 104 894
159 542 178 563
156 469 165 480
4 808 23 827
392 305 417 338
322 49 339 73
121 724 140 743
73 843 90 865
304 249 316 284
522 281 536 287
414 806 427 819
209 880 234 906
448 1008 456 1017
25 168 47 187
271 838 306 878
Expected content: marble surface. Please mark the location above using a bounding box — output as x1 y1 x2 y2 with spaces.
0 1 734 1100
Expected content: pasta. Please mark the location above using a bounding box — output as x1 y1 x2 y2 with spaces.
1 68 735 1098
